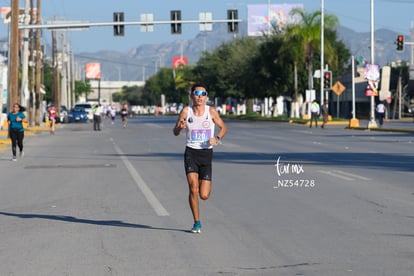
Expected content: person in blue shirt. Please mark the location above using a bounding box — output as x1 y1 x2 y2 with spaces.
7 103 28 161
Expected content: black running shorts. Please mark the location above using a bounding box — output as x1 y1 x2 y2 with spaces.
184 147 213 180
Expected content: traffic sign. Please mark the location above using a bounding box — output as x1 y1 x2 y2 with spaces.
332 81 346 96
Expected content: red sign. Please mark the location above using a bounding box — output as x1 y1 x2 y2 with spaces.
365 85 378 97
172 56 187 69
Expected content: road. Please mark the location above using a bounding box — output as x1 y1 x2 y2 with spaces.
1 116 414 276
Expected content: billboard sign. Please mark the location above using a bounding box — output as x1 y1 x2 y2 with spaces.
85 63 101 80
1 7 39 24
247 4 303 36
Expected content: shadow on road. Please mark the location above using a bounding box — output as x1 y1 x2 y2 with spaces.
102 151 414 172
0 212 190 233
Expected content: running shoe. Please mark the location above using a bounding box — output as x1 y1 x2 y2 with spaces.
19 151 24 158
12 156 17 161
191 221 202 233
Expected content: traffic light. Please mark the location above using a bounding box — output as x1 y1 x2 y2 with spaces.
113 12 124 36
323 71 332 90
170 10 182 34
396 34 404 51
227 9 238 33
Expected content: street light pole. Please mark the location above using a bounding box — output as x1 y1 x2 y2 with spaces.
320 0 325 105
267 0 271 34
368 0 377 128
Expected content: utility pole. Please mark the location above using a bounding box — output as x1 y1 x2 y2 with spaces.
70 50 75 107
66 44 73 108
52 29 60 112
20 0 31 108
28 0 35 125
61 31 68 109
34 0 42 126
8 0 19 109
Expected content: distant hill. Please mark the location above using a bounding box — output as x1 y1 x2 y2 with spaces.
73 24 411 81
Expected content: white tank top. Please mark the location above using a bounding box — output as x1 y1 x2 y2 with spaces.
186 105 215 149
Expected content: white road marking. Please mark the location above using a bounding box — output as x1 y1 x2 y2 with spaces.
332 170 371 181
318 169 371 181
318 170 354 181
111 139 169 216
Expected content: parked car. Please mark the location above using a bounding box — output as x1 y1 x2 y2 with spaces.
42 105 69 123
59 105 69 123
68 107 88 123
73 103 93 121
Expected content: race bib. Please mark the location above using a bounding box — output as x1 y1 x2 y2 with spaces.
191 129 211 142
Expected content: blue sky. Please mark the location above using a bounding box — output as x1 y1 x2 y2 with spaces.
1 0 413 53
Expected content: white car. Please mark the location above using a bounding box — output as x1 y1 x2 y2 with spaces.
59 105 69 123
73 103 93 121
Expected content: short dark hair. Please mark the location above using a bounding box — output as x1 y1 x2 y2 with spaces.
191 83 207 93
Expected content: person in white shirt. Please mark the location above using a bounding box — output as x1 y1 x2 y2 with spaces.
309 100 320 128
376 101 386 127
173 84 228 233
109 105 117 124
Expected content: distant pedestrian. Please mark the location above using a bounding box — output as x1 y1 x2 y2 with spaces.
309 100 320 128
47 105 57 134
93 104 102 131
109 105 116 124
376 101 386 127
7 103 28 161
321 99 329 128
120 103 129 128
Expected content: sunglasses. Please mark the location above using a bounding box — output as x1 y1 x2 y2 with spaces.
193 90 207 96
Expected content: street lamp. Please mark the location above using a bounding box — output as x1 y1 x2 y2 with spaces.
368 0 377 128
320 0 325 105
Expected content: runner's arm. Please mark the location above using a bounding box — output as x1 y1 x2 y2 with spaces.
173 107 188 136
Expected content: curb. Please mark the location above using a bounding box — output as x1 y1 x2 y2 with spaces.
347 127 414 134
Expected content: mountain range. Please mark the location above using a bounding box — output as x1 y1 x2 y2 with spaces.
76 23 411 82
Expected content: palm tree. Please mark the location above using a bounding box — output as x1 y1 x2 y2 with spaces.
279 31 303 103
284 8 338 92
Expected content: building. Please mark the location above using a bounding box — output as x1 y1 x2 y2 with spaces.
80 80 145 105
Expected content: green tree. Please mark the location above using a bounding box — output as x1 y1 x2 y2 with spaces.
285 8 339 91
42 61 53 103
74 80 92 103
144 68 176 105
250 35 294 99
194 38 260 99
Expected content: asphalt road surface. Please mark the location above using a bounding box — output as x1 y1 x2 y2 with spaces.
1 116 414 276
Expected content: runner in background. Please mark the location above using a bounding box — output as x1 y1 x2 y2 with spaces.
120 103 129 128
47 105 57 134
109 104 116 124
7 103 28 161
